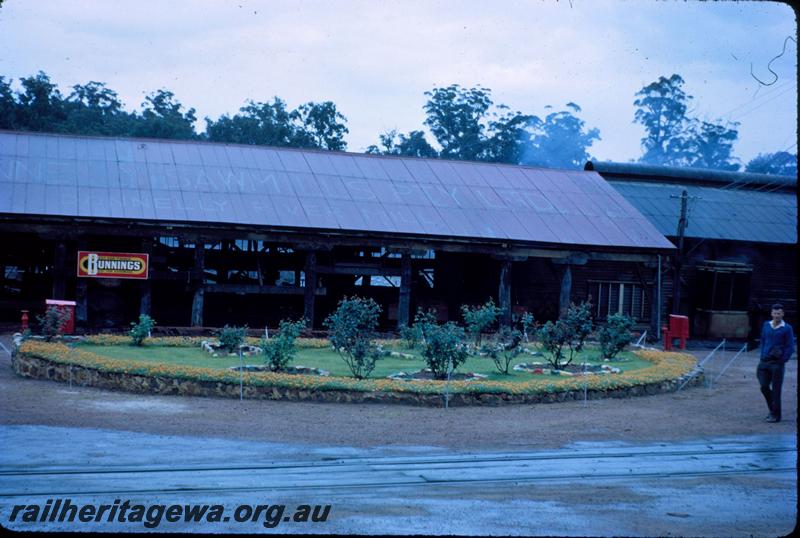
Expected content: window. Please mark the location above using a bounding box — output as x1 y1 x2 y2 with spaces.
588 281 649 321
695 261 752 311
355 275 400 287
159 236 179 247
419 268 434 288
3 265 22 295
412 250 436 259
4 266 21 281
275 270 296 286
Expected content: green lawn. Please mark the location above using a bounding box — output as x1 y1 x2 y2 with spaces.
77 343 651 381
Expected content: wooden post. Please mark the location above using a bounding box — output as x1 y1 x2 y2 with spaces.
140 239 152 317
650 269 660 339
218 240 228 284
52 241 67 299
498 259 512 326
191 243 205 327
75 240 88 327
398 254 412 329
672 189 688 314
303 251 317 328
559 265 572 319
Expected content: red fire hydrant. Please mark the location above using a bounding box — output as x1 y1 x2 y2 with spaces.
21 310 29 332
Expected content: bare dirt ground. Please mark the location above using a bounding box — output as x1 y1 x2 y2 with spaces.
0 335 796 450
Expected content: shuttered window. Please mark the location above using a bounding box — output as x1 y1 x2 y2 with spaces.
589 281 649 321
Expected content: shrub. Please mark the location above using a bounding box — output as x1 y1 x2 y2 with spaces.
461 298 503 346
483 325 523 374
536 301 593 369
324 296 382 379
36 306 70 342
129 314 156 346
404 307 438 348
217 325 247 353
536 320 569 369
565 301 593 352
421 321 468 380
520 312 535 342
262 318 305 371
597 313 635 359
399 324 417 349
399 308 438 350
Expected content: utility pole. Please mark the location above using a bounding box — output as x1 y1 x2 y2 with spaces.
671 190 689 314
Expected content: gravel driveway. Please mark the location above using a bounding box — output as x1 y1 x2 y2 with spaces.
1 335 795 449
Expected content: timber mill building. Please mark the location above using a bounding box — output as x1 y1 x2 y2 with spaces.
0 130 676 333
587 161 797 341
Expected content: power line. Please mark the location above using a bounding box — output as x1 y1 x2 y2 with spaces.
722 78 796 119
729 83 797 121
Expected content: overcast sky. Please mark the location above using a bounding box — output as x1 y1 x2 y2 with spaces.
0 0 796 164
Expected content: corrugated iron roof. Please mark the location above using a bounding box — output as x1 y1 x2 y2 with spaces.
0 131 674 250
609 181 797 244
586 160 797 191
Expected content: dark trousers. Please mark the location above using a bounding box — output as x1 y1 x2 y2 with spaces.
757 360 785 420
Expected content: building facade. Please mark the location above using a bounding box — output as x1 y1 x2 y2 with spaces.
1 131 674 333
587 161 797 343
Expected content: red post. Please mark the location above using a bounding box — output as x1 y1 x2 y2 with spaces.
21 310 29 332
662 325 672 351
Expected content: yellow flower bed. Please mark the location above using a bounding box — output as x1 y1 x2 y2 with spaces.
84 334 208 346
83 334 336 349
18 341 696 396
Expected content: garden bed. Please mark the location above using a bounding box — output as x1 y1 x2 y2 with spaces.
11 338 703 406
71 335 654 380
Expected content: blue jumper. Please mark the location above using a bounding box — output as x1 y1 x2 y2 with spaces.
760 321 795 363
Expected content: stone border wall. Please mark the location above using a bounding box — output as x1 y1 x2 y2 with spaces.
11 353 706 407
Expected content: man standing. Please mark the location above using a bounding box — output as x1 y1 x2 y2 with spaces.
758 304 795 423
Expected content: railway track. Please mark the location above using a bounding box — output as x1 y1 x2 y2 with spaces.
2 443 794 498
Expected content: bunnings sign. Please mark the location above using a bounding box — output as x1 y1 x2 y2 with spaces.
77 251 149 280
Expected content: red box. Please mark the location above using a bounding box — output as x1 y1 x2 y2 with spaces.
669 315 689 338
667 314 689 349
45 299 76 335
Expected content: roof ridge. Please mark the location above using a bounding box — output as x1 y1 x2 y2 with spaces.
0 129 591 175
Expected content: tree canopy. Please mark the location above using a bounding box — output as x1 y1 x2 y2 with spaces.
520 103 600 169
0 70 348 151
633 74 741 171
205 98 349 151
367 84 600 169
1 70 794 177
365 129 438 158
745 151 797 177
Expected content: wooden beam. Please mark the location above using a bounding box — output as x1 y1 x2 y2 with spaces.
140 238 153 317
491 254 528 262
586 252 656 263
317 264 402 276
0 218 672 262
498 260 512 326
52 241 66 299
550 252 589 265
75 239 88 326
204 283 326 296
559 265 572 319
304 251 317 329
190 245 204 327
397 254 412 329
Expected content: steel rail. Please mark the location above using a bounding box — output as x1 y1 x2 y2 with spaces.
1 466 794 498
0 445 793 477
